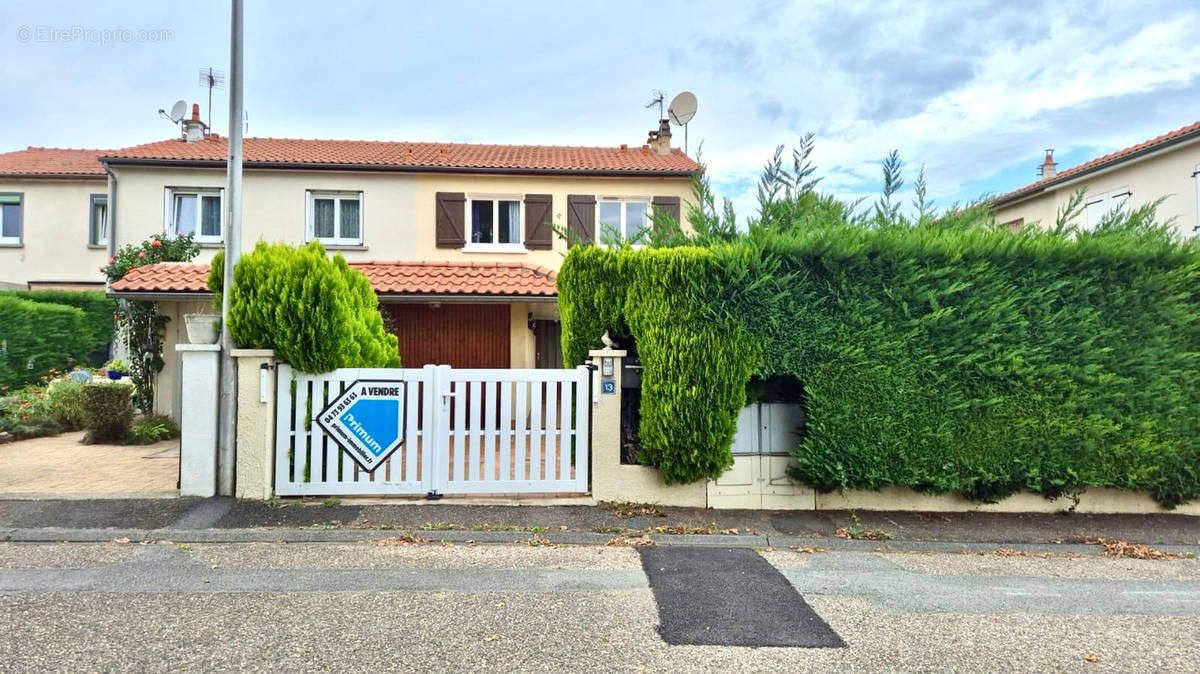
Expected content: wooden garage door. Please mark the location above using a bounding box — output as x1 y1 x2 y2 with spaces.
387 303 510 368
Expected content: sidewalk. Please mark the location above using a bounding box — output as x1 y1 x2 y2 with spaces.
2 498 1197 552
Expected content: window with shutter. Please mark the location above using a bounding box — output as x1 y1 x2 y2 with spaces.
465 194 524 251
567 194 597 245
1083 187 1132 231
523 194 553 250
435 192 466 248
595 196 648 246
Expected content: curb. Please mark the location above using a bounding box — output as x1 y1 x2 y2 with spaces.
2 527 1197 555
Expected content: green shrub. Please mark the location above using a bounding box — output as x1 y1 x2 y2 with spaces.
559 226 1200 507
46 378 86 431
0 296 88 388
0 291 116 360
0 385 61 438
125 414 180 445
209 242 399 373
80 383 134 444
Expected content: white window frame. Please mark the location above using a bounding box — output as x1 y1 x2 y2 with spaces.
1193 162 1199 237
306 190 364 246
89 194 108 247
464 194 525 252
0 192 22 245
164 187 224 244
597 197 651 246
1083 186 1131 231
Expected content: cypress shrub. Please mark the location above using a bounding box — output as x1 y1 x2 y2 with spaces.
80 382 134 444
558 225 1200 508
0 290 116 356
0 296 89 388
209 242 399 373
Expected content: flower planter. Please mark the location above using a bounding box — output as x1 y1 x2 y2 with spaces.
184 314 221 345
107 370 123 381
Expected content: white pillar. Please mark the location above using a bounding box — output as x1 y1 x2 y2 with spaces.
177 344 220 497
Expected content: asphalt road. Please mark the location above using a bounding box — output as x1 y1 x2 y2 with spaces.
1 541 1197 672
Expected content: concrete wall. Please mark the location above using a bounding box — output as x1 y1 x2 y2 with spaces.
234 349 277 500
0 177 109 287
994 140 1200 237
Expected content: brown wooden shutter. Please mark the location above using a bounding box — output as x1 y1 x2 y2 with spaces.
566 194 596 245
651 196 681 230
435 192 466 248
523 194 553 250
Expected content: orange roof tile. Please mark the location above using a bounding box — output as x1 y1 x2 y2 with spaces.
109 261 558 298
0 147 108 177
996 120 1200 205
101 136 700 174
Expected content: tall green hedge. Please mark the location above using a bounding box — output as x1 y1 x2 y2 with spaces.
209 242 399 373
0 290 116 356
559 226 1200 507
0 296 88 388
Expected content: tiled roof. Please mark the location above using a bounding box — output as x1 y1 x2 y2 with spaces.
101 136 700 174
996 120 1200 205
0 147 108 177
109 261 558 297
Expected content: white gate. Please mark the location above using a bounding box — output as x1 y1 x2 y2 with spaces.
274 364 591 497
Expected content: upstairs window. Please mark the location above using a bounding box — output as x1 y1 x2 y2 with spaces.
598 198 649 244
0 193 21 245
166 188 223 243
466 196 523 251
306 191 362 246
89 194 108 246
1083 188 1130 231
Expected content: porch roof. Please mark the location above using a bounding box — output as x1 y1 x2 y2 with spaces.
108 260 558 299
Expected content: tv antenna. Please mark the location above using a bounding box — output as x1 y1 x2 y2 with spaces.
645 90 666 119
199 67 225 134
668 91 698 155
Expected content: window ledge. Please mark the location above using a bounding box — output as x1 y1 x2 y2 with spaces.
315 243 368 251
463 244 529 254
198 242 225 249
0 242 23 248
87 244 108 250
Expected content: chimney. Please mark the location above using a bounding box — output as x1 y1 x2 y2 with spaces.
646 119 672 156
1040 149 1057 179
183 103 208 143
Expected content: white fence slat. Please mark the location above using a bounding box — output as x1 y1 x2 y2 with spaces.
405 375 420 483
293 377 309 485
529 380 543 481
484 380 497 481
543 379 557 481
453 379 466 483
559 377 573 482
310 378 328 487
574 366 590 492
499 380 512 482
469 379 482 482
514 380 528 481
274 364 293 494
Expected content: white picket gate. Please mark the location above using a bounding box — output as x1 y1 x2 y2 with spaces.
274 364 591 497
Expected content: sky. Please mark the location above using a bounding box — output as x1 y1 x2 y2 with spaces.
2 0 1198 223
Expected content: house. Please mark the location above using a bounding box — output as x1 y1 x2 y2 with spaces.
102 124 700 419
0 147 112 290
992 120 1200 237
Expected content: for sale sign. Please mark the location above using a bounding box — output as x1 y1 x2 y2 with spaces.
315 380 406 472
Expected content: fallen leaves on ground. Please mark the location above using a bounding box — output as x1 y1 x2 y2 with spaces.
374 534 431 546
110 537 131 544
787 539 825 551
1085 653 1101 663
834 527 893 541
606 536 656 547
599 501 666 519
1096 539 1182 560
519 536 557 548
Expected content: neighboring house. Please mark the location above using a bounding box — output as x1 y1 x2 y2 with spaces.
101 131 699 418
993 120 1200 237
0 147 112 290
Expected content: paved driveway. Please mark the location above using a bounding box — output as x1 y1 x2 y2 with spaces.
0 431 178 498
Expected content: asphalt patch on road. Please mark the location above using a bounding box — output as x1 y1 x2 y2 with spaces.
214 501 362 528
3 498 199 530
637 546 844 648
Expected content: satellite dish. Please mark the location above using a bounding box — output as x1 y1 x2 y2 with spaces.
168 100 188 123
668 91 697 126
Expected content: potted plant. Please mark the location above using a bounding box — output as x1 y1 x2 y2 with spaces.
184 313 221 344
105 359 129 381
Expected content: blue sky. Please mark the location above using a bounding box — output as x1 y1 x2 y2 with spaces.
2 0 1198 222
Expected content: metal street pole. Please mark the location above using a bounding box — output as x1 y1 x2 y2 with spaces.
217 0 244 496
